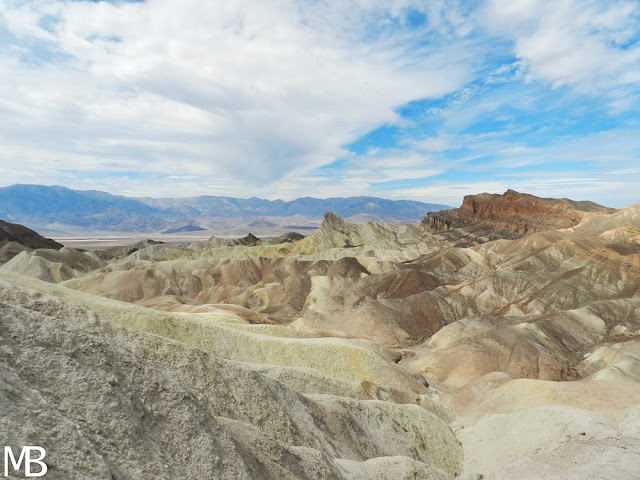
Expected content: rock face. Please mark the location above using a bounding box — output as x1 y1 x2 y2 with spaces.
269 232 305 244
423 189 617 246
309 211 429 250
207 233 261 246
0 277 462 479
98 239 166 259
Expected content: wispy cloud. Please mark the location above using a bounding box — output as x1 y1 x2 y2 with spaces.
481 0 640 92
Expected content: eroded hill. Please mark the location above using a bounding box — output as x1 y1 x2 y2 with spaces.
0 219 63 263
1 190 639 479
424 189 617 246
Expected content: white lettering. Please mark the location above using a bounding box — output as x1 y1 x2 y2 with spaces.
4 446 26 477
24 447 47 477
3 446 47 477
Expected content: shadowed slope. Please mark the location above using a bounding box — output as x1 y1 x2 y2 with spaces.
0 219 63 263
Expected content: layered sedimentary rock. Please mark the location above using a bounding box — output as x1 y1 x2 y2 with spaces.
423 189 617 246
269 232 306 244
0 247 104 282
189 233 262 249
0 275 462 479
97 239 166 259
2 190 639 479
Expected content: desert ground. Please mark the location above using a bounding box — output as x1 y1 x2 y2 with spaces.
1 190 639 479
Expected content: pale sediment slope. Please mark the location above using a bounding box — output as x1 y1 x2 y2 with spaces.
446 375 640 479
0 276 462 479
2 272 428 396
0 246 104 282
457 404 640 480
61 216 454 343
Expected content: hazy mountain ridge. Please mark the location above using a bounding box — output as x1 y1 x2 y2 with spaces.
0 184 451 233
140 194 447 219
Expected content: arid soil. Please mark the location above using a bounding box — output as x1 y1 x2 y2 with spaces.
1 190 639 479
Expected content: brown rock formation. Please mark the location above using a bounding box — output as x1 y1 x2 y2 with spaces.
423 189 617 246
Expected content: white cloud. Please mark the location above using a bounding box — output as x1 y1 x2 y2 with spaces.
481 0 640 92
0 0 474 193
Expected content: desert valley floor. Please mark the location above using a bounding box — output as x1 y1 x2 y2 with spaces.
1 190 640 479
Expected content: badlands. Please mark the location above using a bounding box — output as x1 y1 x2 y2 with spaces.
1 189 639 479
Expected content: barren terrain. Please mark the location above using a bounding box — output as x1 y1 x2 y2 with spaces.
1 189 639 479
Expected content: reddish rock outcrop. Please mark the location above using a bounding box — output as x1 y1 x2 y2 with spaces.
423 189 617 246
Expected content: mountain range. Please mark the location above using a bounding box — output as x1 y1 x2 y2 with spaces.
0 184 451 234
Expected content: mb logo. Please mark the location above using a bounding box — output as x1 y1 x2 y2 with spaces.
3 447 47 477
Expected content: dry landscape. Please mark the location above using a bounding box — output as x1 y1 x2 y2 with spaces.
1 189 639 479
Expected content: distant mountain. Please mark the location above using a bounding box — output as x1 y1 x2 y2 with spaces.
0 184 451 233
140 194 449 220
0 184 171 231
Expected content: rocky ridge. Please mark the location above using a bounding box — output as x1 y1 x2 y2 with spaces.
424 189 617 246
1 190 639 479
0 218 63 263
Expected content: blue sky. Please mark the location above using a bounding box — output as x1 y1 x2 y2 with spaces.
0 0 639 207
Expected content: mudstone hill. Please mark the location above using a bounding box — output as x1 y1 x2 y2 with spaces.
1 189 639 479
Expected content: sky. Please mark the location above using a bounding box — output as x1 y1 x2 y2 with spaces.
0 0 639 208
